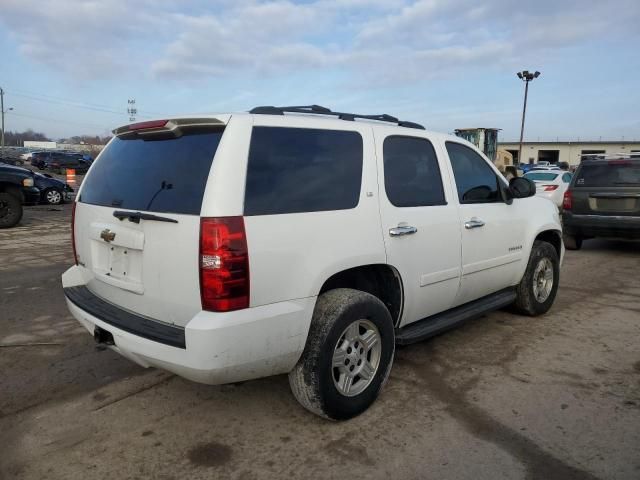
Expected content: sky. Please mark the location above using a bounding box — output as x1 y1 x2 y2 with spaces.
1 0 639 141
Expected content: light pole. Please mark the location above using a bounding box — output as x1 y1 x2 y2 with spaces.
516 70 540 165
1 87 14 150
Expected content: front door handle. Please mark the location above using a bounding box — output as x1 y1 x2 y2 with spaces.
464 217 485 229
389 225 418 237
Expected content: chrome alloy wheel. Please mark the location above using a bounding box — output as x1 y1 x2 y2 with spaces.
533 257 554 303
46 189 62 204
332 319 382 397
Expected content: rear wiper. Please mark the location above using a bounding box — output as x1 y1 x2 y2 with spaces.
113 210 178 224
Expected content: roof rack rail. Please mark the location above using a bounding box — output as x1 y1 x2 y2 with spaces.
249 105 425 130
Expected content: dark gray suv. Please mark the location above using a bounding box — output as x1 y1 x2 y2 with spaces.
563 157 640 249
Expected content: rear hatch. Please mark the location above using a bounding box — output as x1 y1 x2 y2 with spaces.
74 118 226 327
571 160 640 216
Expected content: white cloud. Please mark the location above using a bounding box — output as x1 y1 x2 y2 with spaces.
1 0 639 83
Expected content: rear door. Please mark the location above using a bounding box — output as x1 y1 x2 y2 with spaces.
74 118 227 327
376 130 462 326
571 160 640 216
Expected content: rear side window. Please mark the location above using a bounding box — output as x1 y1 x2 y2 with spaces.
575 162 640 187
80 129 223 215
244 127 363 215
446 142 502 204
383 136 445 207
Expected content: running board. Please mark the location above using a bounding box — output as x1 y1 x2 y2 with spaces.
395 288 516 345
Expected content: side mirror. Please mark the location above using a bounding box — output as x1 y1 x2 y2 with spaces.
509 177 536 199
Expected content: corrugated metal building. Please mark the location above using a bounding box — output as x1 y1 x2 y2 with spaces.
498 141 640 166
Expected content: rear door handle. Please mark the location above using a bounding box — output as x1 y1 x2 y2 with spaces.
464 218 485 229
389 225 418 237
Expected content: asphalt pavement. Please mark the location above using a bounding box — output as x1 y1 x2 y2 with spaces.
1 204 639 479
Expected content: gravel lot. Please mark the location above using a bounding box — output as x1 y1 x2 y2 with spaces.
1 205 639 480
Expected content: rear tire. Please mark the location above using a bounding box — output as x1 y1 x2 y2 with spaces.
0 192 23 229
289 288 395 420
514 241 559 316
563 234 582 250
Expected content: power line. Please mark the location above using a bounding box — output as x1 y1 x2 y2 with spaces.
9 89 124 110
9 112 113 130
8 91 150 117
5 89 166 117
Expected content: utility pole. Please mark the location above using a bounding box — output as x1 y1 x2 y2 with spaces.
1 87 4 151
516 70 540 165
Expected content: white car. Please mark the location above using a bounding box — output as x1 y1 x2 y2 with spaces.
529 166 562 172
524 171 573 208
62 105 563 420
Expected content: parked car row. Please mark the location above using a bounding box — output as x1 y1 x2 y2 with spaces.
29 150 92 174
0 161 75 228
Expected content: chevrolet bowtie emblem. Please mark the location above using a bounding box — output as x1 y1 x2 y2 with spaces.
100 229 116 243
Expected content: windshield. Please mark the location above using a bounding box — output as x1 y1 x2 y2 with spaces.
575 162 640 187
525 172 559 181
79 128 224 215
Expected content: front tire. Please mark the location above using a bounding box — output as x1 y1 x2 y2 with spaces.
0 192 23 229
43 188 63 205
514 240 560 316
289 288 395 420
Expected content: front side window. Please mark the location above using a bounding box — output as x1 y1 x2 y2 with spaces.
244 127 363 215
383 136 445 207
446 142 502 204
525 172 559 182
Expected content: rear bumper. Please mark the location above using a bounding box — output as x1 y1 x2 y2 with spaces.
62 266 315 385
563 212 640 239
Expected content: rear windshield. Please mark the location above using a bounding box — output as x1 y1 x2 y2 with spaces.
80 129 223 214
575 162 640 187
524 173 558 182
525 172 559 181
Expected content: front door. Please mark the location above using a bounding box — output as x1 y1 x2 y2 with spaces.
376 131 462 327
443 141 526 305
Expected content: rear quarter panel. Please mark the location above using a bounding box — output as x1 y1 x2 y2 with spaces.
209 115 387 307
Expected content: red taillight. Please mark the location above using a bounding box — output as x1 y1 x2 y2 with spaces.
199 217 249 312
128 119 168 131
563 190 572 210
543 185 559 191
71 202 78 265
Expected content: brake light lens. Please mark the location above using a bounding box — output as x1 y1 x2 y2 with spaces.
71 201 78 265
199 217 249 312
543 185 559 191
563 190 572 210
128 119 168 131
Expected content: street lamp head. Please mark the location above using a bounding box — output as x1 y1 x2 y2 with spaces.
8 107 13 111
517 70 541 81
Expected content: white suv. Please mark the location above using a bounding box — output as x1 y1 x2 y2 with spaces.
62 105 563 420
